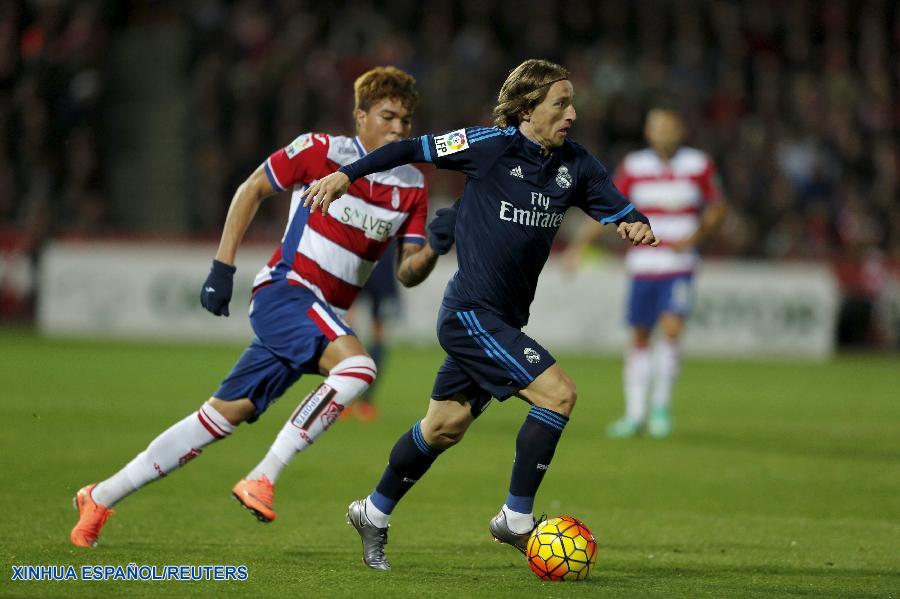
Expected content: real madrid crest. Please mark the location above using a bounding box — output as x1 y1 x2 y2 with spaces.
555 165 572 189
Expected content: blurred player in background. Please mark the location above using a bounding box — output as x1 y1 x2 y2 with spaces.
342 240 401 421
565 106 727 438
303 58 658 570
70 66 457 547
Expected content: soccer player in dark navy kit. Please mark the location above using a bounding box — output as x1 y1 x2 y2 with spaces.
305 59 659 570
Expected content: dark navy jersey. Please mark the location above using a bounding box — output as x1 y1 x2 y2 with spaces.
340 126 635 327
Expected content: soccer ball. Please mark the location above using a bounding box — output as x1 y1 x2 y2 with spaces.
526 515 598 581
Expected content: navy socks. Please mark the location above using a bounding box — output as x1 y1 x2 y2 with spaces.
506 406 568 513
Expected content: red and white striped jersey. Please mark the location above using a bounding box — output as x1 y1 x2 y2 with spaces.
614 147 721 278
255 133 428 314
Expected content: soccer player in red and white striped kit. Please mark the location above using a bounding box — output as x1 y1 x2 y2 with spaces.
566 106 727 438
71 66 455 547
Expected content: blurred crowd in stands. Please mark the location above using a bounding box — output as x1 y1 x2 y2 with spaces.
1 0 899 340
183 0 900 264
0 0 110 236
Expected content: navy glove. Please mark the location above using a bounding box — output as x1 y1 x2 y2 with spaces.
427 199 459 255
200 259 236 316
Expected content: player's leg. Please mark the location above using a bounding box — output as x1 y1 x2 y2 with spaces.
348 394 478 570
362 306 489 528
355 316 386 421
88 399 247 508
648 275 693 437
72 374 259 546
437 307 565 553
609 325 653 437
648 313 685 437
366 394 475 522
609 277 659 438
354 250 398 421
225 281 373 521
242 334 375 491
489 363 574 551
347 345 488 570
73 325 304 545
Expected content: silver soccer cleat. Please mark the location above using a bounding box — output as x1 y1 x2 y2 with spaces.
489 510 542 555
347 499 391 571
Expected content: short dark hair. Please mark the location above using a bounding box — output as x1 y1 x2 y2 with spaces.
493 59 570 128
354 66 419 113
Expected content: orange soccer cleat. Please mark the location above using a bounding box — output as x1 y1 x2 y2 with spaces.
339 403 356 421
70 484 113 547
354 402 379 422
232 476 276 523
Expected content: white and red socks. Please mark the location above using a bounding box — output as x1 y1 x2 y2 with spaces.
91 402 235 507
247 355 376 483
623 346 652 423
652 338 681 411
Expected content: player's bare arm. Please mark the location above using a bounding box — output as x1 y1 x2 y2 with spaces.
201 163 279 317
396 242 439 287
302 171 350 215
670 200 728 251
215 163 279 265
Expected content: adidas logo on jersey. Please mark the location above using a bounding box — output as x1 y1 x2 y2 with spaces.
509 165 523 178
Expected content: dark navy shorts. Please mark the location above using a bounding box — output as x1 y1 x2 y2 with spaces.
431 306 556 415
214 280 356 420
627 273 694 329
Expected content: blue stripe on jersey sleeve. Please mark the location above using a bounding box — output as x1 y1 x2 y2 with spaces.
420 135 432 162
469 126 515 137
468 127 515 143
402 235 425 245
264 160 285 192
467 126 497 138
600 202 635 224
468 131 503 144
468 128 516 145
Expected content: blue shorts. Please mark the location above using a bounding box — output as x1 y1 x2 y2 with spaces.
431 306 556 415
214 280 355 420
627 273 694 329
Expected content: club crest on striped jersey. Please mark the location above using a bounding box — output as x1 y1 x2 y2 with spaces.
285 133 314 158
434 129 469 157
391 187 400 209
524 347 541 363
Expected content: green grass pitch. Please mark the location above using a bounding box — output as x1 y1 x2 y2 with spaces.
0 329 897 598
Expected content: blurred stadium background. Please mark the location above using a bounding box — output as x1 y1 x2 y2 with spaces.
0 0 898 353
